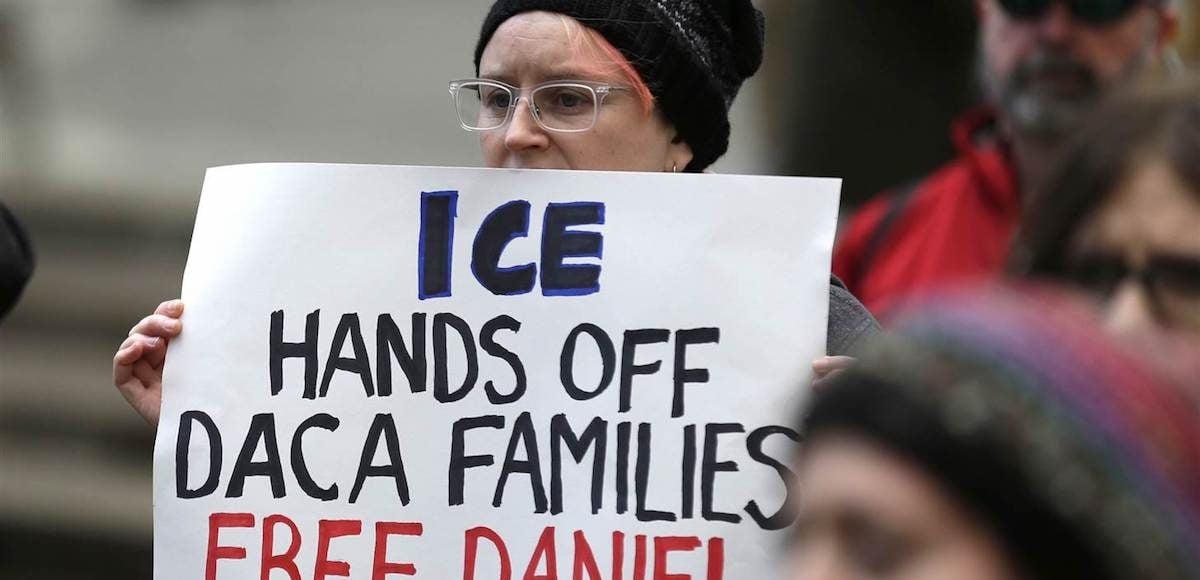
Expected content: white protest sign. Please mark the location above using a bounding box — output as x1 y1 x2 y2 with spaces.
154 163 840 580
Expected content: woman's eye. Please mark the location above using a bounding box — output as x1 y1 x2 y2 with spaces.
847 529 915 576
541 88 592 114
482 90 511 110
557 92 584 108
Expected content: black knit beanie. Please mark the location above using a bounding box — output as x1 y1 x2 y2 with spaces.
473 0 765 172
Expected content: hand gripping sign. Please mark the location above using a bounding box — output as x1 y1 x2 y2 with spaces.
154 163 840 580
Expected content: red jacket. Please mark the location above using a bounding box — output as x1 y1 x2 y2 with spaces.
833 108 1021 318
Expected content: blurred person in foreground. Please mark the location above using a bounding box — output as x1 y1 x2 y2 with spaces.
1014 80 1200 341
833 0 1179 317
0 199 33 323
791 286 1200 580
112 0 879 426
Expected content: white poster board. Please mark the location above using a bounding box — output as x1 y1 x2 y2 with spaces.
154 163 840 579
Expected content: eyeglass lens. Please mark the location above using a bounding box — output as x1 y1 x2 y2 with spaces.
997 0 1139 25
1151 256 1200 329
455 82 599 132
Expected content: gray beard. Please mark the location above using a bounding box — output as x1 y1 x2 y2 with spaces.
980 43 1155 145
1004 81 1098 143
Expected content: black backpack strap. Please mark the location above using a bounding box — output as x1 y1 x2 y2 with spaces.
850 180 920 287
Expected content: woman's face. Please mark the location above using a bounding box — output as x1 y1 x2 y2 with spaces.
789 435 1019 580
476 11 692 171
1068 159 1200 338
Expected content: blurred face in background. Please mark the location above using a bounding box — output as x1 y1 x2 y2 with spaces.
977 0 1174 141
474 11 692 171
1067 158 1200 339
789 436 1019 580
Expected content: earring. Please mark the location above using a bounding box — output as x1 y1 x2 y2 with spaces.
671 162 678 173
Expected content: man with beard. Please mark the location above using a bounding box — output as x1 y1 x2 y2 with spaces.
832 0 1179 317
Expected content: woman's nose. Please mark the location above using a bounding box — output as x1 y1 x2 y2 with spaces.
503 98 551 152
1104 279 1159 337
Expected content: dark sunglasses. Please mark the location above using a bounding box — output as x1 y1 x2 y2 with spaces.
997 0 1145 25
1066 252 1200 328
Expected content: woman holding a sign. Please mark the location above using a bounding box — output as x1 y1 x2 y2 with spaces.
114 0 877 425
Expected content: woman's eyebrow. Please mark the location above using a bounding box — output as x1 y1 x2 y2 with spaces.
539 66 617 82
479 66 614 86
537 66 590 79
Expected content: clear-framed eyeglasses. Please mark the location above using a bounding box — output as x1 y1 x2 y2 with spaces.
448 79 628 133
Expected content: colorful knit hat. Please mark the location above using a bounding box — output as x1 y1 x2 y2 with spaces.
474 0 766 172
802 285 1200 580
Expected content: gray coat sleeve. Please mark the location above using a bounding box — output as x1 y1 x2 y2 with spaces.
826 275 879 356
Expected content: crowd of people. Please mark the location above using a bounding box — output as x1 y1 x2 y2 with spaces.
0 0 1191 578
